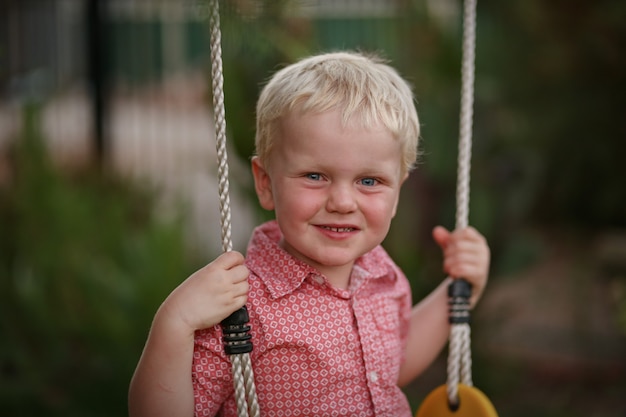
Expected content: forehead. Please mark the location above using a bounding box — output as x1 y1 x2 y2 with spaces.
282 104 395 138
272 109 403 172
280 106 394 139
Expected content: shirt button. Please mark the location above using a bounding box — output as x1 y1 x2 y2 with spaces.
312 275 324 285
369 371 379 383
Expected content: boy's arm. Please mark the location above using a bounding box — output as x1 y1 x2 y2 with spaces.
128 309 197 417
128 251 249 417
397 279 451 387
397 226 490 387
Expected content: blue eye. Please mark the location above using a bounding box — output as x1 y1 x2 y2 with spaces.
360 178 377 186
306 173 322 181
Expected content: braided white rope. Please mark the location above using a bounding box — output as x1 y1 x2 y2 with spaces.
241 354 260 416
208 0 233 254
208 1 259 416
230 356 249 417
446 0 477 408
456 0 477 232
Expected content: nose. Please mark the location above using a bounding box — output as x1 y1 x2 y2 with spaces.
326 182 357 213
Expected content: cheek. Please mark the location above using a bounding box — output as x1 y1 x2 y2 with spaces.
274 187 322 217
364 197 399 227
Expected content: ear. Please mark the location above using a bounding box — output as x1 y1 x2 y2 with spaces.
251 156 275 210
391 172 409 218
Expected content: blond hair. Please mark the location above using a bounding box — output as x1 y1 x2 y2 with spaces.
255 51 421 174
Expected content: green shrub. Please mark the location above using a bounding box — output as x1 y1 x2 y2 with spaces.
0 104 203 416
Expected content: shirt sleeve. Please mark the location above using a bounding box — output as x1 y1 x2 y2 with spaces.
396 265 413 361
192 326 233 416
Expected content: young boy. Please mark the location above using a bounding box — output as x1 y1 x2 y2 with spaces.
129 51 490 417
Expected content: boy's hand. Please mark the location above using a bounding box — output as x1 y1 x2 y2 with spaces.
432 226 490 308
157 251 250 336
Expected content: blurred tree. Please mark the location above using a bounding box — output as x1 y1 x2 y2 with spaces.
0 103 204 416
480 0 626 229
218 0 314 161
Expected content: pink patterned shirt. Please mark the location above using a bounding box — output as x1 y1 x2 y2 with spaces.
193 220 413 416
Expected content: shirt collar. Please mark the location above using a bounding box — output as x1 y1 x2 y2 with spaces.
246 220 397 299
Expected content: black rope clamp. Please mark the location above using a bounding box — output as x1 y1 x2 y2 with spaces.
448 279 472 324
221 306 253 355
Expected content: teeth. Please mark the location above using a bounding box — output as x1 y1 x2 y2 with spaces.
323 226 354 232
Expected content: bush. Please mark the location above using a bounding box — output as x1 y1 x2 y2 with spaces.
0 104 203 416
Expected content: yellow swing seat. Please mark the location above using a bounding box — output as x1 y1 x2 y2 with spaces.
416 384 498 417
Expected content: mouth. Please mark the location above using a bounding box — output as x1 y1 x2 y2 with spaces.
319 225 356 233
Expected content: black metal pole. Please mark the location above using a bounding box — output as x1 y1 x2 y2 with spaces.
86 0 107 170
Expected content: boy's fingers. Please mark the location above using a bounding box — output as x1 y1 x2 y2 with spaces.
458 226 488 246
222 250 246 268
230 264 250 283
432 226 451 248
212 250 246 270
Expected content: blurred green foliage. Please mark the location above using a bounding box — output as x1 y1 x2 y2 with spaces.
0 104 203 416
481 0 626 230
219 0 314 176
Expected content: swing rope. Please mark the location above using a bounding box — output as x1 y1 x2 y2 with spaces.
447 0 477 409
418 1 497 414
208 1 260 416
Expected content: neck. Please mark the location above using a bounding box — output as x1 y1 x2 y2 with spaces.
318 264 353 290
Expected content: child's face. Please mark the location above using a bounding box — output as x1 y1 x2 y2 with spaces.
252 108 407 282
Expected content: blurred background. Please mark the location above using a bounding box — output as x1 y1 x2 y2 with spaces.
1 0 625 416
